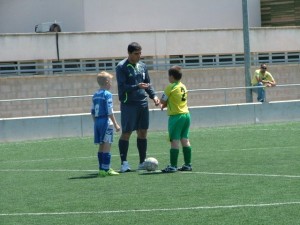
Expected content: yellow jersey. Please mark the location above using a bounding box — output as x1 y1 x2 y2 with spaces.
162 81 189 116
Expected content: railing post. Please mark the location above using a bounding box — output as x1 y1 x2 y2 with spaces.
242 0 253 103
45 99 48 115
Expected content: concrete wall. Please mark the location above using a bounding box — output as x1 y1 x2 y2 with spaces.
1 64 300 118
0 0 85 33
2 27 300 61
0 0 261 33
1 100 299 142
83 0 261 32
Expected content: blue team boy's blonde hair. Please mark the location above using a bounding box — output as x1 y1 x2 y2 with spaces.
97 71 113 87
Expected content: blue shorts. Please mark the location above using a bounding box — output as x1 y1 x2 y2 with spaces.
120 103 149 132
94 117 113 144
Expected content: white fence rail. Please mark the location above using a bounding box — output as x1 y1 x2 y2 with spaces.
1 100 300 142
0 84 299 118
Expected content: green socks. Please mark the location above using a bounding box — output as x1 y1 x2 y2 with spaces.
170 146 192 167
183 146 192 165
170 148 179 167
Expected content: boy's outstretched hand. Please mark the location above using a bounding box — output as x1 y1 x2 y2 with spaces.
153 96 160 106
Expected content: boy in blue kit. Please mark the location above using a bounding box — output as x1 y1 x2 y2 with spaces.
91 71 120 177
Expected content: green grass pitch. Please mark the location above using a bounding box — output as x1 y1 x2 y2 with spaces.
0 122 300 225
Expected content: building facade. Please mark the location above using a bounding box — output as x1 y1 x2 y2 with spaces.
261 0 300 26
0 0 261 33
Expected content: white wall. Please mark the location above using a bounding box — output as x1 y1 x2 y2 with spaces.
0 0 85 33
0 0 261 33
1 27 300 62
1 101 299 142
83 0 261 31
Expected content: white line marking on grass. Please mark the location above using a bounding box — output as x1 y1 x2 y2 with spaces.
0 137 93 147
205 127 300 132
217 146 298 152
0 169 299 179
0 156 97 164
0 156 95 164
189 171 300 178
0 169 97 172
0 153 167 164
1 201 300 216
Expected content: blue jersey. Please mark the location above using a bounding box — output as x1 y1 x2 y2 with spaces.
116 58 156 106
91 89 113 118
91 89 114 144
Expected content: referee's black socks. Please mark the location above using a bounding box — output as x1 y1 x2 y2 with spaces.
119 139 129 163
137 138 147 164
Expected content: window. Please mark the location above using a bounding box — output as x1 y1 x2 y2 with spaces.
271 52 285 63
64 60 80 72
202 55 216 66
141 56 154 70
82 60 97 72
99 59 113 71
287 52 300 63
170 55 183 66
185 55 200 68
219 54 233 65
52 61 63 73
0 62 17 75
235 54 244 65
258 53 270 64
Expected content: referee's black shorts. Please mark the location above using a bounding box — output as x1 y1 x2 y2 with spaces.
120 103 149 132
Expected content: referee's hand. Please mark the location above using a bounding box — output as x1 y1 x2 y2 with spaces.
138 83 150 89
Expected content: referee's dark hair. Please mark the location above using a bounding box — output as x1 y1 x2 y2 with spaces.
128 42 142 53
168 65 182 80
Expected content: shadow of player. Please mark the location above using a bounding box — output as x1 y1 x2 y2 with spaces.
68 173 99 179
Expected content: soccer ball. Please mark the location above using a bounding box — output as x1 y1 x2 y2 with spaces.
144 157 159 171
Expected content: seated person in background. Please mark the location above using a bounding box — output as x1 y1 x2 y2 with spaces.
251 64 276 102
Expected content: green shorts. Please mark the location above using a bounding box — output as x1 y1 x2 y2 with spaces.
168 113 191 141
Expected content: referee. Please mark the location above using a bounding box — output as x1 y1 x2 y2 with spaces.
116 42 160 172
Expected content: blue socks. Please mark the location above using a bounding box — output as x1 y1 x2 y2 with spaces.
98 152 111 171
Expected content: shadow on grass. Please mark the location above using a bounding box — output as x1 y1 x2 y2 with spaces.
139 170 167 175
68 173 99 179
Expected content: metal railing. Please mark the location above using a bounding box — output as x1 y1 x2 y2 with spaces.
1 84 299 118
187 84 300 104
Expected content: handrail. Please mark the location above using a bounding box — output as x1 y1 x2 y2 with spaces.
0 83 299 118
0 95 94 102
0 84 299 103
187 83 300 92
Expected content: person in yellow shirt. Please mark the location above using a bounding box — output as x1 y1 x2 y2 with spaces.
160 66 192 173
251 64 276 102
